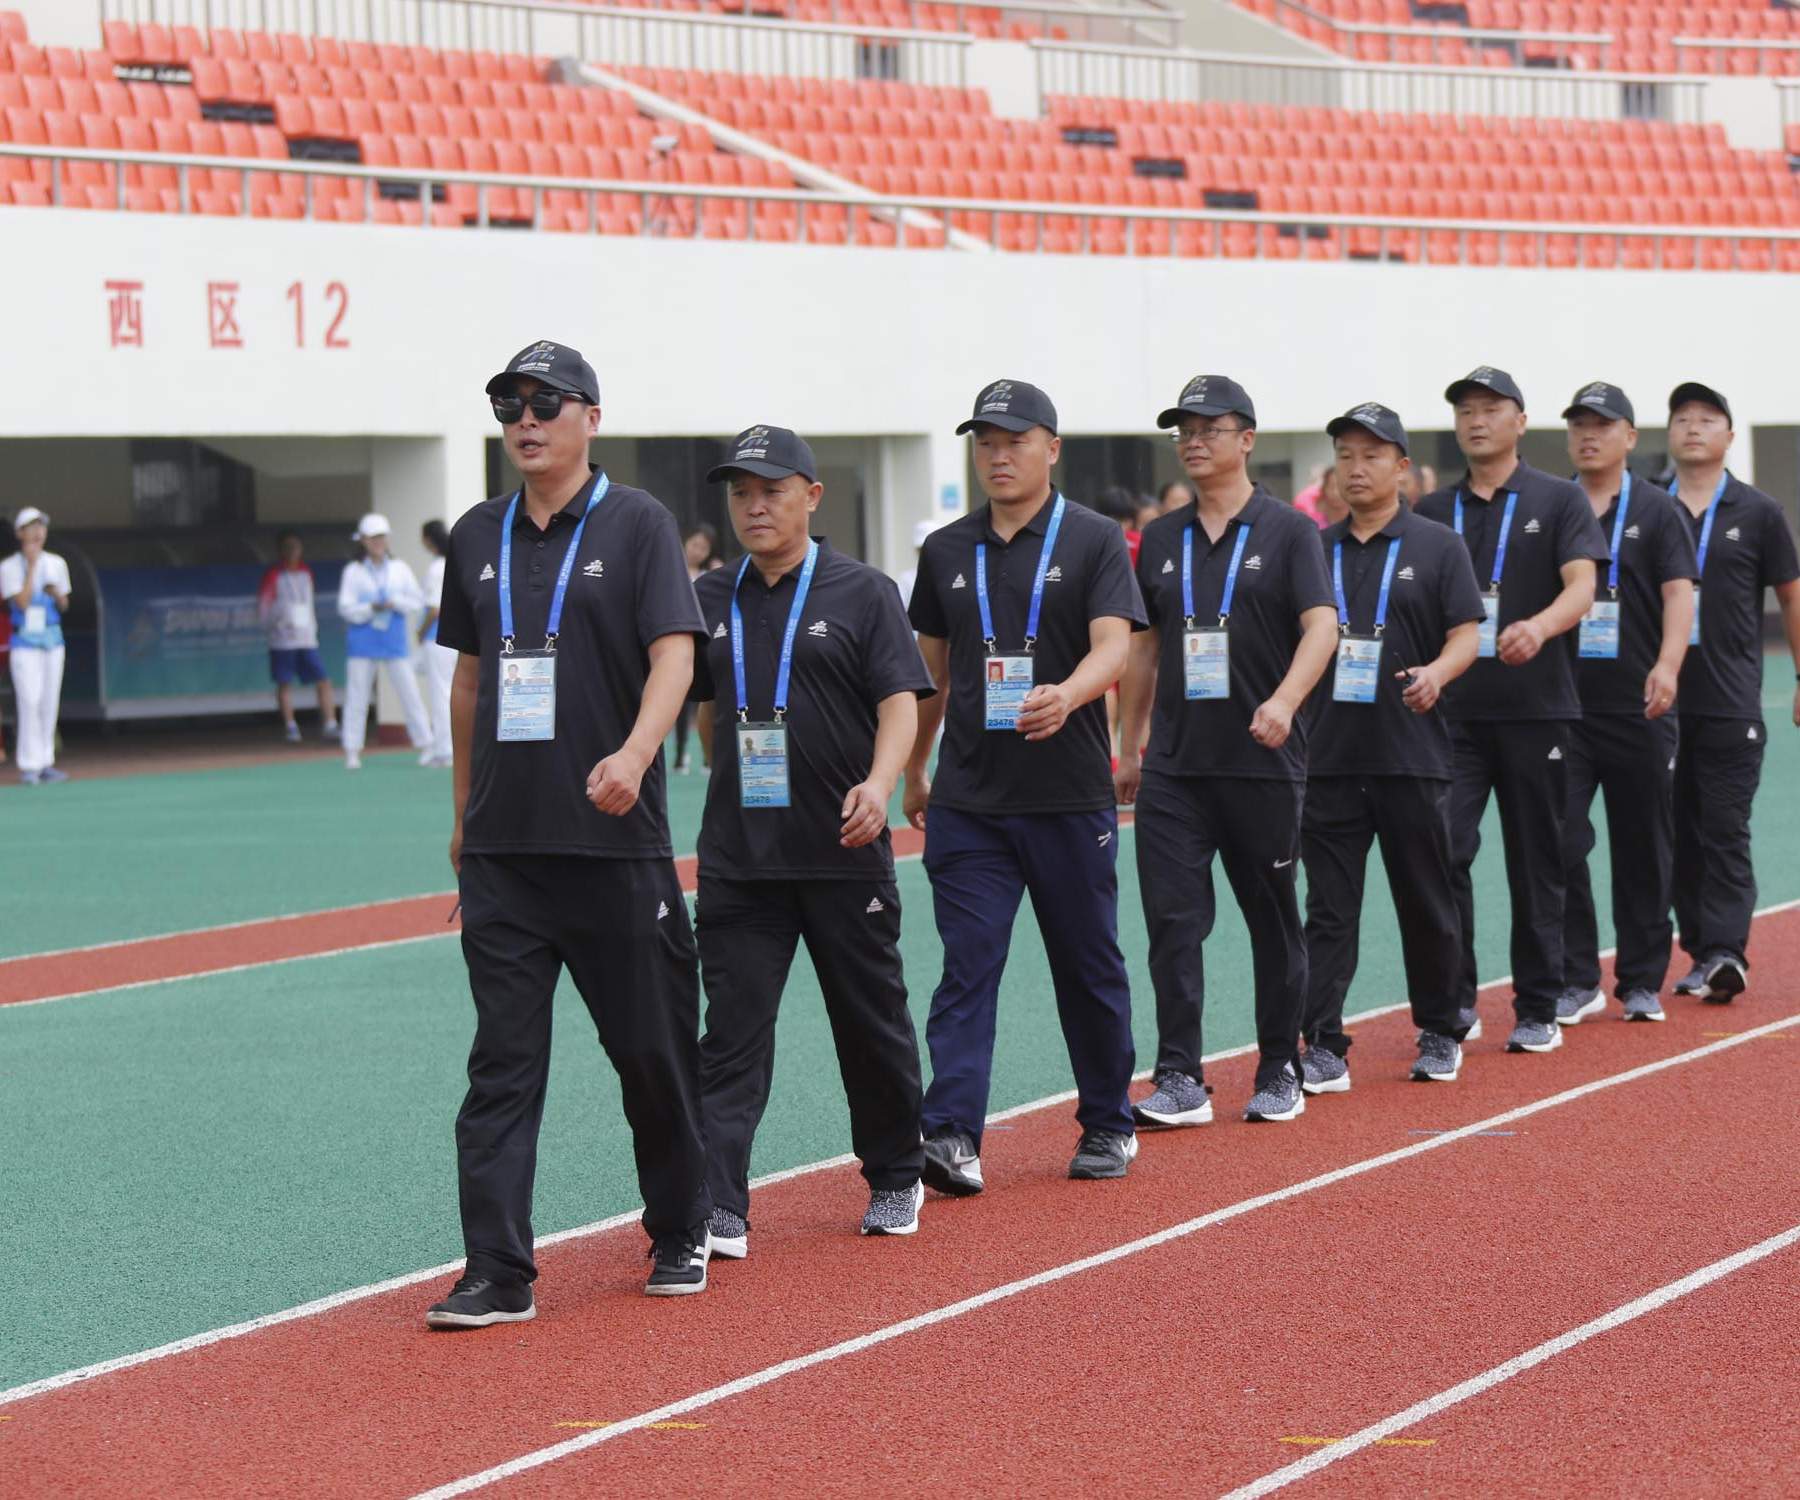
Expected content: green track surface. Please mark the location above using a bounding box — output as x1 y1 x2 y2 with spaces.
3 659 1797 1391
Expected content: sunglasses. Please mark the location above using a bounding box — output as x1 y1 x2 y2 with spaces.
491 389 588 424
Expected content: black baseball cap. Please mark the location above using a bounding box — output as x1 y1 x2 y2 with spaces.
1326 402 1409 455
706 425 818 484
1562 382 1635 424
1669 381 1733 425
486 340 601 405
1444 365 1525 408
956 379 1059 436
1158 374 1256 430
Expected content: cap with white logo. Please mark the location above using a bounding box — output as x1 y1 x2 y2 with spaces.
485 340 601 405
1326 401 1409 455
1445 365 1525 408
1158 374 1256 431
1562 382 1634 425
705 425 818 484
956 379 1059 436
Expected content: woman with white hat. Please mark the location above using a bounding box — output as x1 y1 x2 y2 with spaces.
2 508 73 785
337 512 430 771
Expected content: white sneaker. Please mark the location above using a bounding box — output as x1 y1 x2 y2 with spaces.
346 753 363 771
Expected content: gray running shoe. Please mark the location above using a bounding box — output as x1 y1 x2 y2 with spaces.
1506 1019 1563 1053
1673 963 1707 996
1555 986 1606 1025
1069 1129 1139 1180
1421 1008 1481 1046
1244 1063 1306 1122
1621 989 1666 1022
860 1181 924 1237
1702 954 1747 1005
920 1128 984 1196
1300 1047 1351 1096
706 1207 748 1260
1411 1032 1462 1082
1131 1068 1213 1128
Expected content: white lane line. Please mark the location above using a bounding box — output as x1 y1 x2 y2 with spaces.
1221 1223 1800 1499
5 892 1793 1409
404 1012 1800 1500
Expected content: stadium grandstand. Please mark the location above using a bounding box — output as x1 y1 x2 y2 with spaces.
5 0 1800 735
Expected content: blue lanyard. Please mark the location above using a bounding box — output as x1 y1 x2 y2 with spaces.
731 540 819 722
976 494 1065 652
1454 489 1518 590
1333 535 1403 634
1603 470 1633 596
498 474 610 650
1183 522 1252 628
1693 472 1728 577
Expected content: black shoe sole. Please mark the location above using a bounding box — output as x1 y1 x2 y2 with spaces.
1703 964 1746 1004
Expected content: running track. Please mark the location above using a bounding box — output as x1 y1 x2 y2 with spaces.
5 906 1797 1497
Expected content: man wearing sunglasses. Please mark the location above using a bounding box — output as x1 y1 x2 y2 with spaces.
425 340 713 1329
1116 376 1338 1126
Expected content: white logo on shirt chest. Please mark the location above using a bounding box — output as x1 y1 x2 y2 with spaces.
582 559 604 578
1624 524 1641 539
713 621 727 638
806 619 829 637
951 573 966 589
1725 526 1742 542
1243 554 1262 571
1523 518 1542 534
1161 558 1174 574
1044 565 1063 582
479 564 496 582
1396 565 1415 581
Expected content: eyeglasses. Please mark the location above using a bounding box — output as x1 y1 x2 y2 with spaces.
491 389 587 424
1172 423 1247 446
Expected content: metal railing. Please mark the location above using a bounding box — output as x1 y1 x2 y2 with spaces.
1032 38 1704 123
97 0 1182 56
1271 0 1611 66
1673 35 1800 77
5 141 1796 268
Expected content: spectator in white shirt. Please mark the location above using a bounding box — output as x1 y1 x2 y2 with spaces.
337 512 430 771
418 519 455 769
258 531 340 744
2 507 72 784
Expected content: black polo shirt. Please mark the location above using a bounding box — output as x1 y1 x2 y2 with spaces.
436 469 707 858
689 540 935 880
1417 460 1609 722
1576 475 1699 718
1134 486 1334 783
908 491 1146 815
1307 507 1486 780
1675 472 1800 722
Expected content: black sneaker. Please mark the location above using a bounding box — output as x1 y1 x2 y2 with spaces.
645 1228 710 1297
1068 1129 1139 1180
1701 953 1747 1005
424 1273 535 1330
920 1127 984 1196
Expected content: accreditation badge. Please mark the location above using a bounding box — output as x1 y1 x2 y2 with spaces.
1477 590 1500 659
1689 587 1702 646
1578 599 1621 659
1333 634 1382 703
496 651 556 742
23 604 47 636
737 722 790 808
984 655 1034 730
1183 628 1230 700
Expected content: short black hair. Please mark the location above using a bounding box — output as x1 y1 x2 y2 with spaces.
683 521 718 546
1091 485 1140 524
421 519 450 554
1159 480 1197 507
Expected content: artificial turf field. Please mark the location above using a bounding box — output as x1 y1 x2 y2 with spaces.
2 659 1798 1497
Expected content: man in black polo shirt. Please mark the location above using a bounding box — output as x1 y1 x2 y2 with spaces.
1664 382 1800 1004
905 379 1146 1189
424 341 713 1329
1115 375 1337 1124
687 425 934 1255
1297 404 1484 1089
1417 367 1609 1055
1558 383 1696 1026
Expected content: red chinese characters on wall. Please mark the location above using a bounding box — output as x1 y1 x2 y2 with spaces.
103 280 351 350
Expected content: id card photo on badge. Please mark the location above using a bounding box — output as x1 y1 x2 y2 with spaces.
1477 591 1500 658
497 653 556 742
1333 635 1381 703
985 655 1034 730
738 723 790 807
1183 628 1229 700
24 604 47 636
